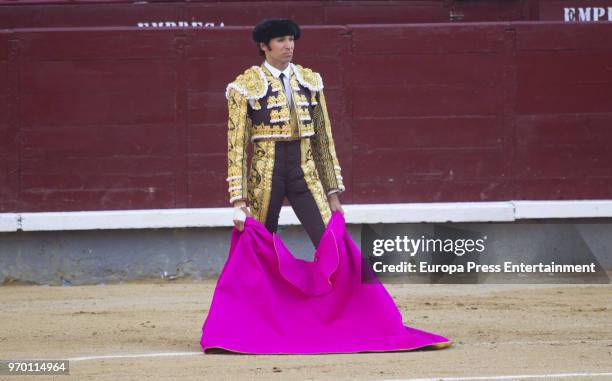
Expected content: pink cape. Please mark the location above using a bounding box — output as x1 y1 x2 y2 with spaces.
200 210 451 354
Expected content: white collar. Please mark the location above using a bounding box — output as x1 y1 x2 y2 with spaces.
264 60 292 79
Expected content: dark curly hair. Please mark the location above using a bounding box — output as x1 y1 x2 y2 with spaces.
252 19 301 57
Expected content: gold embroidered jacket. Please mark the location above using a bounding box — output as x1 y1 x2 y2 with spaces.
225 63 345 204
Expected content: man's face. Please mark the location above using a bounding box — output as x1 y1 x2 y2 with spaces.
261 35 294 64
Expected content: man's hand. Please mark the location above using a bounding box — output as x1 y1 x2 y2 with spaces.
328 193 344 215
232 200 252 231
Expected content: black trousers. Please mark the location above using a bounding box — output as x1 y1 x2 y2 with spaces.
264 139 326 248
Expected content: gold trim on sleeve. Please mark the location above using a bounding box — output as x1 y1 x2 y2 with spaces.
226 88 251 204
310 88 345 195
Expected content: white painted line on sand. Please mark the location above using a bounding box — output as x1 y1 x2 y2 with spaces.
63 338 612 362
379 372 612 381
67 351 201 362
466 338 612 346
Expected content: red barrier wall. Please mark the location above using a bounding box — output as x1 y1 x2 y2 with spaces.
1 21 611 212
3 0 609 27
0 1 533 28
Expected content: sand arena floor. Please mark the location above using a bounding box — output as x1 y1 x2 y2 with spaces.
0 280 611 380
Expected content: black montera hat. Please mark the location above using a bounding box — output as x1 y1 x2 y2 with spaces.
252 19 301 43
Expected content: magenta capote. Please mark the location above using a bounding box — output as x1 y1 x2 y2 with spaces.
200 211 452 354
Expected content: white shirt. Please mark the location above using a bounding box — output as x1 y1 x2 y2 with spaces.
264 60 293 107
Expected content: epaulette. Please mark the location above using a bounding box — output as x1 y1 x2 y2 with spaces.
292 64 324 92
225 66 269 100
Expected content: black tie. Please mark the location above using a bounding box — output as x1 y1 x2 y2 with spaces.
279 73 288 91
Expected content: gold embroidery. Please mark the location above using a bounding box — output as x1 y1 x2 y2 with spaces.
271 75 284 93
301 124 315 136
226 88 251 203
266 94 286 109
225 66 267 100
310 92 318 105
270 108 290 123
293 64 324 92
246 138 331 228
310 89 344 195
300 138 332 227
226 63 345 204
297 106 312 121
248 140 275 224
295 93 310 106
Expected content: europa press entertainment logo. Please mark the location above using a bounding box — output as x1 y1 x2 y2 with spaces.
359 224 491 283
